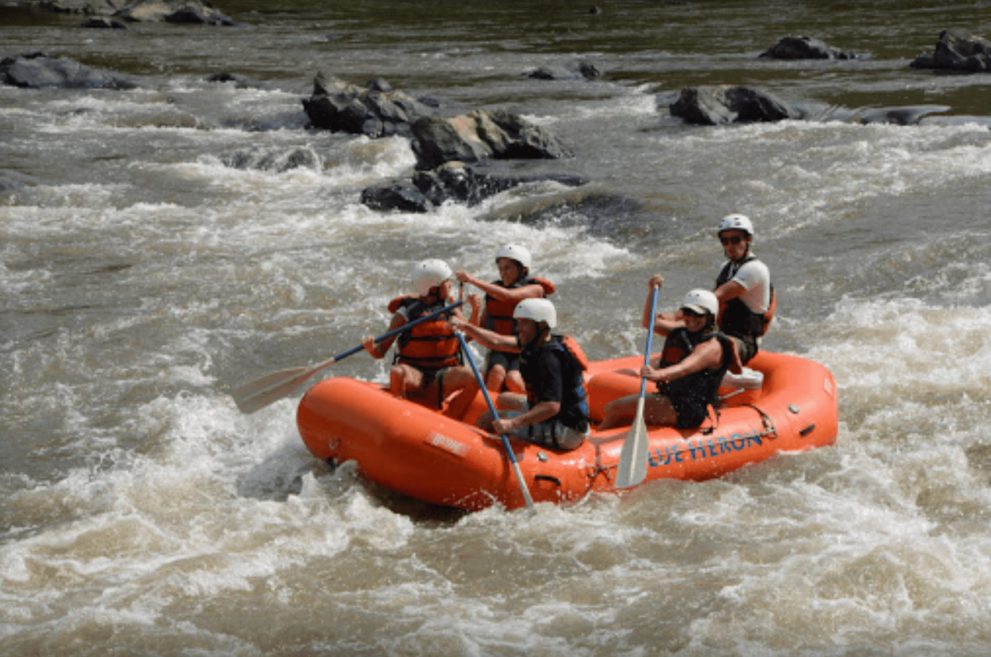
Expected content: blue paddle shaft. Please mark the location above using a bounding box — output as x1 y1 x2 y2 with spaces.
337 300 465 362
639 286 660 396
455 332 520 465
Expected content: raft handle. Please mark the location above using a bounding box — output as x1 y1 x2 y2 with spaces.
534 474 562 487
799 424 816 438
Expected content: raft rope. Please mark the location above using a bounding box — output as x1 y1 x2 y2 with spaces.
743 402 778 440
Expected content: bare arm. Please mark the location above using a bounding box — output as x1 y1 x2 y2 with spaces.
641 274 683 336
715 279 747 303
641 338 723 384
362 312 407 359
493 400 559 434
456 271 544 302
452 317 520 351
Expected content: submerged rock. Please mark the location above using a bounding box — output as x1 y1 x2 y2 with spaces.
0 52 136 89
669 85 799 125
526 60 601 81
760 36 858 60
361 161 586 213
910 29 991 72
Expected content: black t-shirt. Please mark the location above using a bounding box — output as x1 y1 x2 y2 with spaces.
520 344 564 406
519 339 587 431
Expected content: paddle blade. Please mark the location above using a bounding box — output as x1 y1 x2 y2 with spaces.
231 365 318 414
615 397 650 489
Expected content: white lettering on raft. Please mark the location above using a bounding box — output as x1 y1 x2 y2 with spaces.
427 432 469 457
647 430 763 467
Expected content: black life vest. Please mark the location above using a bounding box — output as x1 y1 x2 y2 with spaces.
715 254 776 342
483 276 556 335
520 334 589 432
389 297 461 370
657 327 734 411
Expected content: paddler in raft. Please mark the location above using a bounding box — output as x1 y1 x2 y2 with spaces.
453 298 590 450
362 258 481 420
454 244 556 394
598 277 741 431
713 213 775 365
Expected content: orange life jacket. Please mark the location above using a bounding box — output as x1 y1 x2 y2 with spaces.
388 296 461 370
484 276 557 335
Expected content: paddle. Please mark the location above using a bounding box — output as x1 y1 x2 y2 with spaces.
455 331 535 511
615 285 660 489
232 301 464 414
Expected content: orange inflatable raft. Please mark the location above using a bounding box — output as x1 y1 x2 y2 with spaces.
296 351 838 510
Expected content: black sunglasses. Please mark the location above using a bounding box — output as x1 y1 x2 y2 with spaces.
720 235 745 246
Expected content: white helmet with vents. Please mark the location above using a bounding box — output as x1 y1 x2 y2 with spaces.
681 289 719 319
513 298 556 328
717 213 754 237
413 259 452 296
495 243 532 271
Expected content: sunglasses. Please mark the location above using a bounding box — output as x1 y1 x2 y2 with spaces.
681 308 705 318
720 235 745 246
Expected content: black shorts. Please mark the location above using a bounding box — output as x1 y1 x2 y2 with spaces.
416 366 449 407
486 350 520 374
729 335 758 365
668 395 708 430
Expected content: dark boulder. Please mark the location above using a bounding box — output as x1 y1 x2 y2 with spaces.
526 60 601 81
206 72 266 89
760 36 858 60
669 85 799 125
302 73 434 138
910 29 991 72
361 161 587 213
411 109 572 170
413 161 521 207
0 52 136 89
360 182 432 213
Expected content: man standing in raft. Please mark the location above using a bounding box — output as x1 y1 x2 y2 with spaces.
453 298 589 450
598 278 740 430
362 258 479 420
713 213 774 365
455 244 556 393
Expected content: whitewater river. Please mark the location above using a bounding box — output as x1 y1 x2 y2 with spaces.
3 1 991 655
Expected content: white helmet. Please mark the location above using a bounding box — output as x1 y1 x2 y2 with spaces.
717 213 754 237
681 289 719 319
413 258 452 296
495 243 532 271
513 298 557 328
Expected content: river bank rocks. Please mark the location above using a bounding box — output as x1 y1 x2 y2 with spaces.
760 36 858 60
303 74 571 168
40 0 236 25
0 52 136 89
361 161 586 213
303 73 577 210
668 85 799 125
911 29 991 72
